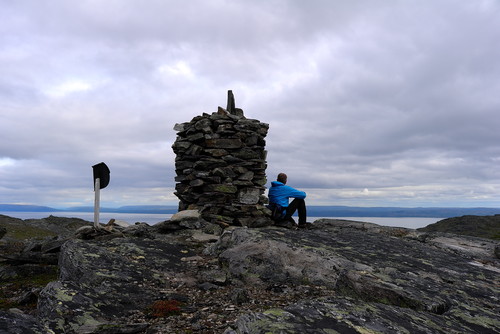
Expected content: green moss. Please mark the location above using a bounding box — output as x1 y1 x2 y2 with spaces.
5 224 56 240
54 287 76 302
0 265 58 310
449 307 500 330
95 271 117 279
323 329 341 334
263 308 287 316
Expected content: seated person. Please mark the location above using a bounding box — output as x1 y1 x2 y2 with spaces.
268 173 309 227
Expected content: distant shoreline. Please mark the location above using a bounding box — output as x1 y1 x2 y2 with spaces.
2 204 500 218
0 211 441 229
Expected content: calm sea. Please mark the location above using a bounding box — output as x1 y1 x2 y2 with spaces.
0 211 440 229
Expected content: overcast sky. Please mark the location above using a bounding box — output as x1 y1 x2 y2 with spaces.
1 0 500 209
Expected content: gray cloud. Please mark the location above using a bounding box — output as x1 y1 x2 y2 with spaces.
1 1 500 208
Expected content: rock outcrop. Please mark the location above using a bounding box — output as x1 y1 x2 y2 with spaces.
418 214 500 240
2 215 499 333
172 91 271 227
219 220 499 333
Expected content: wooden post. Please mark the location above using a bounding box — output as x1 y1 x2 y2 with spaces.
94 178 100 229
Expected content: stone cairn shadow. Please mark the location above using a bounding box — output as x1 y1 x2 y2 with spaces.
172 91 272 227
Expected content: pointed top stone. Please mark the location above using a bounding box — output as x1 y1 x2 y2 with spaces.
227 90 235 114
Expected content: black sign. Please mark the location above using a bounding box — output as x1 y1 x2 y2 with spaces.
92 162 110 189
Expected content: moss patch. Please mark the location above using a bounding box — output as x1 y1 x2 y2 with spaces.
3 222 57 240
0 264 58 311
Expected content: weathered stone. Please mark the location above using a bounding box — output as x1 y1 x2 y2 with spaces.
213 167 237 179
252 177 267 186
217 123 236 134
232 180 254 187
227 90 236 114
238 188 261 205
244 134 259 146
185 143 203 156
173 122 189 132
222 155 243 163
190 231 220 243
186 132 205 142
238 171 254 181
203 184 238 194
216 106 227 115
174 160 193 170
194 118 213 133
202 214 234 225
193 158 228 170
204 138 243 149
174 175 187 182
189 179 204 187
231 288 250 305
247 217 273 227
170 209 200 222
0 311 47 334
233 148 261 160
204 148 229 157
197 193 232 205
232 108 244 117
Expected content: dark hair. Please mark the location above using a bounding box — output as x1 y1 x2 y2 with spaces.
277 173 287 184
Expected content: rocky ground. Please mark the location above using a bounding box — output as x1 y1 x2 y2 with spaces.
1 213 499 333
418 214 500 240
0 215 93 316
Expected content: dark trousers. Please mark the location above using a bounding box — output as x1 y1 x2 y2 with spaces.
285 198 307 224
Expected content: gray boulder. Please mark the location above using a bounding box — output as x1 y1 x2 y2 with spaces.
0 311 48 334
37 236 198 333
214 219 500 333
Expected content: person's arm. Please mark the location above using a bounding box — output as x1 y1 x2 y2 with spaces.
284 185 306 199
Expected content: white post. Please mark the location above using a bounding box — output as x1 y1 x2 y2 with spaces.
94 178 100 229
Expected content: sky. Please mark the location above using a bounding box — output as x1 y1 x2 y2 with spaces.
1 0 500 209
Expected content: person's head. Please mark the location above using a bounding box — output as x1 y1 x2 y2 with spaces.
277 173 287 184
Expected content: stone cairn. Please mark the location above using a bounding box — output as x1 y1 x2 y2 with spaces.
172 91 272 227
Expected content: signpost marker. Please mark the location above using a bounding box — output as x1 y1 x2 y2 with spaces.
92 162 110 230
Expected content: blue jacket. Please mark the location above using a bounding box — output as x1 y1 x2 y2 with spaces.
268 181 306 208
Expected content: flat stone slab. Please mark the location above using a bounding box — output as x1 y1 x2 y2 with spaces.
215 219 500 333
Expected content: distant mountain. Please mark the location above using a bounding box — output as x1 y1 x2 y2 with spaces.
64 205 178 214
2 204 500 218
0 204 63 212
0 204 177 214
307 206 500 218
115 205 178 214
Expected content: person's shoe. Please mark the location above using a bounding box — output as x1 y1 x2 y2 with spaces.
275 219 298 230
298 222 313 229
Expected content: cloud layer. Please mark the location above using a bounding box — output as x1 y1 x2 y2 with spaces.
1 0 500 208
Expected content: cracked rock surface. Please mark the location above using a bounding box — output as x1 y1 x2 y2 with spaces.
1 216 499 333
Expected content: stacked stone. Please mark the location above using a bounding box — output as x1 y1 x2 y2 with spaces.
172 96 271 227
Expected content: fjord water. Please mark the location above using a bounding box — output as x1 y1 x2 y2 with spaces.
1 211 440 229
